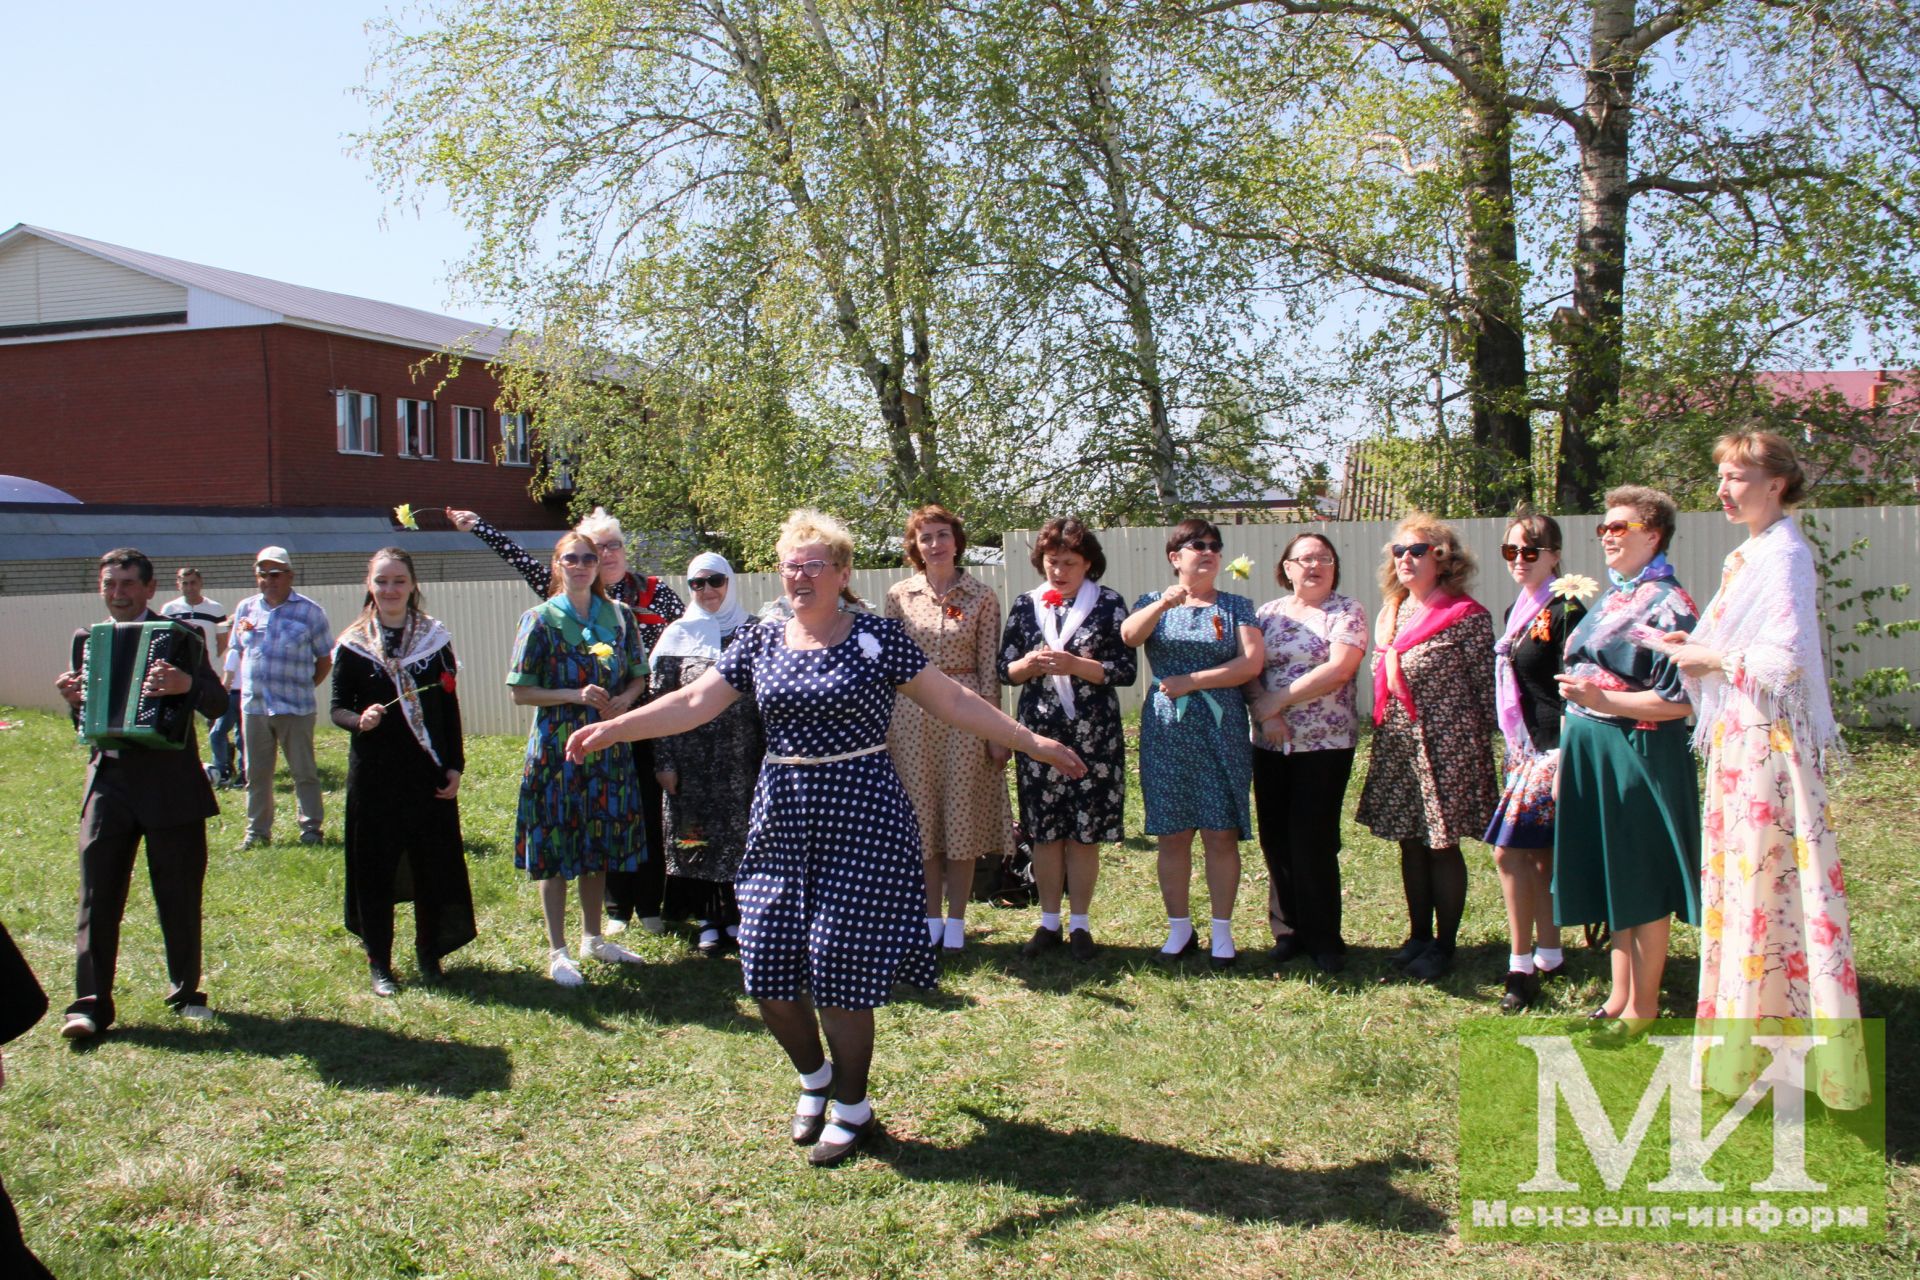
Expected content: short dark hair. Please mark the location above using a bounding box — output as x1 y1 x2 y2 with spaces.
99 548 154 585
1030 518 1106 580
176 565 201 579
1165 517 1222 558
1278 532 1340 592
1603 485 1679 554
1505 509 1563 553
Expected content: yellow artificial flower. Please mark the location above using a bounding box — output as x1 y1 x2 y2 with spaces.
394 503 418 530
1704 907 1723 940
1227 555 1254 580
588 642 614 660
1742 954 1767 981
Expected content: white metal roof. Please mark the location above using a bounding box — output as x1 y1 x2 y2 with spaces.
0 223 512 358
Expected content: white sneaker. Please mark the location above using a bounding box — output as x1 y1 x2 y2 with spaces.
177 1003 213 1022
549 949 584 987
61 1012 97 1039
602 916 629 937
583 934 644 965
638 916 667 936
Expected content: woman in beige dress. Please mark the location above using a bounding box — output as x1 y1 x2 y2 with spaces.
885 505 1014 953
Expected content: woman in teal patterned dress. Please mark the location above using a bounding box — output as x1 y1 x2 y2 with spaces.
1121 519 1265 969
507 532 651 986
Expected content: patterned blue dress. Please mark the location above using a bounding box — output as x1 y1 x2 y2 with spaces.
716 613 937 1008
1134 590 1259 836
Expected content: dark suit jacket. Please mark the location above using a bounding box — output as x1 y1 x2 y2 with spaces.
69 609 227 828
0 921 47 1047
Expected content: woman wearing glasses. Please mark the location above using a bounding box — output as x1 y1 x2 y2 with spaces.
1248 533 1368 974
649 553 764 958
1484 514 1584 1011
1122 519 1265 969
1355 515 1498 981
564 509 1084 1167
448 505 682 935
884 505 1014 954
505 532 651 985
1553 488 1699 1043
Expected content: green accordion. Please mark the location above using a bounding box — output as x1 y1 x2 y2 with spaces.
76 620 205 751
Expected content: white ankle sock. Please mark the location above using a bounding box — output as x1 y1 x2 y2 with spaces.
1040 911 1062 932
1210 918 1235 959
1510 952 1536 975
926 917 943 945
797 1061 833 1115
943 917 965 949
1535 946 1564 969
1068 913 1089 933
1162 917 1193 954
798 1061 833 1090
821 1097 872 1144
698 927 721 946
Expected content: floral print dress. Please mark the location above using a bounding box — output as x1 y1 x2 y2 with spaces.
1135 590 1260 836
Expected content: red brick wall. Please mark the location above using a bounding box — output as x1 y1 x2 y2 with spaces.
0 325 565 528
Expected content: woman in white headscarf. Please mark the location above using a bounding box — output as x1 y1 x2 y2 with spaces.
650 553 765 956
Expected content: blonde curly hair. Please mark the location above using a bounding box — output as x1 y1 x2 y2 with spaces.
1377 511 1475 607
776 508 855 569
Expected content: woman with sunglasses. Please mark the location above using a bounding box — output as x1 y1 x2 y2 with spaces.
1355 515 1498 981
1248 533 1369 974
1553 487 1699 1043
564 509 1085 1167
1663 432 1867 1107
1483 514 1584 1011
505 532 651 986
649 553 764 958
1122 518 1265 969
885 505 1015 955
448 505 682 936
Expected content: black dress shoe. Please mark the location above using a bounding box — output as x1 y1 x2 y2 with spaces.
1021 925 1062 958
1499 970 1539 1012
808 1114 877 1167
792 1071 834 1146
1153 932 1200 966
1405 944 1454 982
1208 950 1238 972
415 953 444 985
1388 937 1433 969
1269 936 1303 965
1312 951 1346 975
1068 928 1096 961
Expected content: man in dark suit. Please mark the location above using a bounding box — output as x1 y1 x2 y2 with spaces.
1 917 57 1276
53 548 228 1038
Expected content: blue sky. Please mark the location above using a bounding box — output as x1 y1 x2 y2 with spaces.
4 4 490 323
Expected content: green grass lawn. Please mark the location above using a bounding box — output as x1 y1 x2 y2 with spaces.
0 707 1914 1278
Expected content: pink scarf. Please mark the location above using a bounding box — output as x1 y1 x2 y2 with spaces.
1493 580 1555 758
1371 592 1488 726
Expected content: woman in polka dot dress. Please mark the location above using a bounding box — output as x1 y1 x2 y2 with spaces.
566 509 1085 1168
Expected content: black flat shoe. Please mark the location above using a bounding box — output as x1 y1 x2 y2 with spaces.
1587 1004 1619 1021
808 1115 877 1167
1069 928 1096 961
1312 951 1346 975
1535 960 1567 982
1208 950 1238 971
415 954 444 985
1021 925 1062 958
1153 932 1200 966
1499 970 1539 1012
792 1071 834 1146
1388 937 1433 970
1269 936 1303 965
1405 944 1453 982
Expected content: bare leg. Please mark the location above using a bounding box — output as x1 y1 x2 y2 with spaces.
944 858 977 920
1199 829 1242 923
1624 916 1671 1022
1603 935 1631 1017
817 1006 875 1105
1529 852 1562 952
577 871 605 937
1156 831 1196 918
757 997 827 1076
1031 839 1066 915
539 877 570 951
1063 840 1100 916
1494 845 1545 957
922 854 943 917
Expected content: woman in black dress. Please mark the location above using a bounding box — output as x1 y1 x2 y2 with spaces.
999 519 1136 959
329 547 476 995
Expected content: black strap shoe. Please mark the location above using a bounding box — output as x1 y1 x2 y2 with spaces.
792 1069 834 1146
808 1114 877 1167
1499 969 1539 1012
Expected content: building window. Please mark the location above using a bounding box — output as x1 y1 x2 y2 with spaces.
336 391 378 455
398 398 435 458
501 411 532 466
453 406 486 462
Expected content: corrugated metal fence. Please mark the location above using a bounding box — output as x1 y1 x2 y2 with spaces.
3 508 1914 735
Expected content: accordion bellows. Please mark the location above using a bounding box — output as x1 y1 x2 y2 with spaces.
77 620 205 751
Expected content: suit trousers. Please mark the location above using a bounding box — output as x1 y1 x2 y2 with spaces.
243 712 323 840
1252 745 1355 955
69 773 208 1029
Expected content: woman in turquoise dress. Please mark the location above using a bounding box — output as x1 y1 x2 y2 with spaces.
507 532 651 986
1121 519 1264 969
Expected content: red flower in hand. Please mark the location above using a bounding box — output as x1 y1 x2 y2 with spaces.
1042 588 1065 608
439 671 458 694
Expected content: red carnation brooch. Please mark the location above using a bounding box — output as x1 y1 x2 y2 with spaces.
1041 588 1065 608
439 671 458 694
944 603 965 621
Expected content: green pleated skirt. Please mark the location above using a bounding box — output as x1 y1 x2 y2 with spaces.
1553 713 1701 930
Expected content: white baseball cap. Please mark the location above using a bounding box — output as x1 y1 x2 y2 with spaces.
254 545 293 569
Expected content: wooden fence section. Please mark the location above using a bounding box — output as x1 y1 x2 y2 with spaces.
2 508 1913 735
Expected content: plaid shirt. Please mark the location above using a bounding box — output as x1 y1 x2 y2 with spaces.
227 591 333 717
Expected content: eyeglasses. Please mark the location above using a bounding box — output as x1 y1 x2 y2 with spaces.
687 574 728 590
1181 538 1224 553
1499 543 1545 563
594 540 625 555
1286 555 1334 567
1595 520 1649 538
1390 543 1432 560
559 552 600 566
255 568 288 578
779 559 830 579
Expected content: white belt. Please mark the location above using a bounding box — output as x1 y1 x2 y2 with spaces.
763 742 889 766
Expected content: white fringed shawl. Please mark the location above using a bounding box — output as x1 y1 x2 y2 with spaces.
1685 516 1844 769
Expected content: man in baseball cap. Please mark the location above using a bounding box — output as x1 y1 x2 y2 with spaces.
228 546 332 847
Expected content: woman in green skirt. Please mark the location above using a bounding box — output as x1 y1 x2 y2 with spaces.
1553 485 1700 1042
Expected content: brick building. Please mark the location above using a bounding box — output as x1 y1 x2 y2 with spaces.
0 224 571 527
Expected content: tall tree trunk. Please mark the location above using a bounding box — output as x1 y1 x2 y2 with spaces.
1558 0 1635 511
1452 4 1533 515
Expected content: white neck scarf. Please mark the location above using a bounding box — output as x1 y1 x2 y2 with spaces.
650 552 750 667
1029 578 1100 718
335 611 454 767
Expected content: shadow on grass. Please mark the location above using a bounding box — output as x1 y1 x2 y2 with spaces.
883 1106 1444 1236
108 1010 510 1096
435 961 767 1035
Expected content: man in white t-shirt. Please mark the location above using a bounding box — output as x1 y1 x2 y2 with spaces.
161 566 239 787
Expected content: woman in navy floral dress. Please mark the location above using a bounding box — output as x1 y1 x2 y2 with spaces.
565 509 1084 1168
1121 519 1265 969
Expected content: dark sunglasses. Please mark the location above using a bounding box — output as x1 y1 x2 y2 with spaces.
1390 543 1432 560
1499 543 1546 563
559 552 600 566
688 574 728 590
1595 520 1648 538
1181 538 1224 553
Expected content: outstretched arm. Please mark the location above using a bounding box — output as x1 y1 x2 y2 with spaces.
899 668 1086 778
565 666 739 761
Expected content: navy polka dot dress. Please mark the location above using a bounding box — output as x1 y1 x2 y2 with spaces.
716 613 937 1008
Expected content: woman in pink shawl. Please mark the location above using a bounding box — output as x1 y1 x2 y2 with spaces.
1355 514 1499 981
